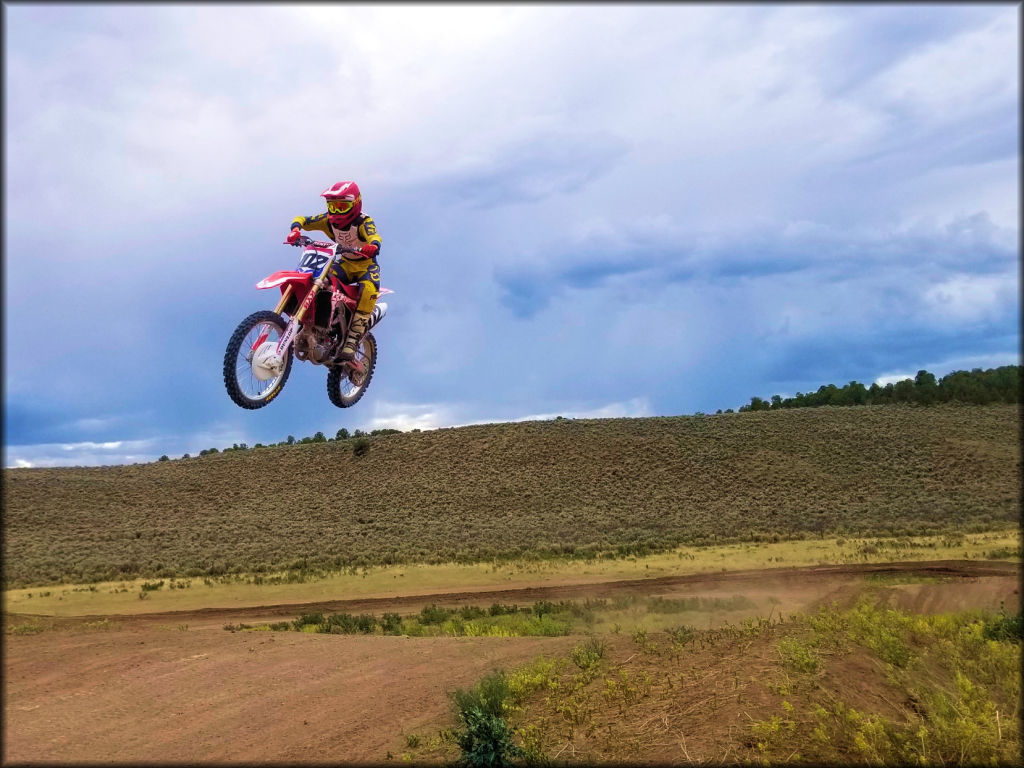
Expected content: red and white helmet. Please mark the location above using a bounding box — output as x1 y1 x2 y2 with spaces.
322 181 362 228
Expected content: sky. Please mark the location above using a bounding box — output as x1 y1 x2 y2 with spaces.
3 3 1020 468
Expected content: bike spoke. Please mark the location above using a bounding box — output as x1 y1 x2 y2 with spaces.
234 322 285 399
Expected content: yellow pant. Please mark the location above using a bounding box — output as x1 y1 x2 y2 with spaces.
333 257 380 314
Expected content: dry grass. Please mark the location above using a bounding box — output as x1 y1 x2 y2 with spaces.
3 404 1019 588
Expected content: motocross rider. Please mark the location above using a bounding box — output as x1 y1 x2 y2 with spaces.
286 181 382 361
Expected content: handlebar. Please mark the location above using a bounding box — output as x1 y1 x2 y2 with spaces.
285 235 363 258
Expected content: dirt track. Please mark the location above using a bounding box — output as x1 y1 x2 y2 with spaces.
4 560 1019 764
9 558 1016 628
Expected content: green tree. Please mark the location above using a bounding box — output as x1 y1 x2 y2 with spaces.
893 378 915 403
286 435 295 445
845 381 868 405
336 428 350 440
313 431 326 443
914 369 938 405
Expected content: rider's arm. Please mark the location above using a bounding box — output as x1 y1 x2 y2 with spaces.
357 215 383 252
290 213 332 236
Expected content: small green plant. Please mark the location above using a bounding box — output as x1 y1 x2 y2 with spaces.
80 618 113 631
846 598 913 667
8 621 45 635
570 636 606 672
420 604 454 625
292 612 325 631
451 671 523 767
983 608 1023 642
489 603 521 616
751 712 798 754
506 657 560 710
778 637 821 673
456 707 524 767
352 437 371 457
515 723 547 765
453 671 510 719
381 612 403 634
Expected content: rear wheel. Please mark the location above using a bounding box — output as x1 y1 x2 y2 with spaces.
223 310 293 409
327 332 376 408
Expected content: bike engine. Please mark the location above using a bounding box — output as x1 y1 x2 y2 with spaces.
294 327 334 364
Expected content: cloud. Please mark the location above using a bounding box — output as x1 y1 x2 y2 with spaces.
493 212 1019 318
875 352 1022 387
61 441 124 451
367 397 652 433
508 398 652 422
4 438 159 468
867 12 1017 120
367 402 457 433
874 373 916 387
432 132 628 209
64 417 124 432
760 325 1018 390
922 273 1020 325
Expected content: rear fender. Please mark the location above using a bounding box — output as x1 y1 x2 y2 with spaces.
329 280 394 309
331 277 360 307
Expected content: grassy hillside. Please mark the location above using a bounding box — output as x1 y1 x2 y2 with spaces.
3 404 1019 588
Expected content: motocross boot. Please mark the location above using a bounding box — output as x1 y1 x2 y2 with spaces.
337 311 371 362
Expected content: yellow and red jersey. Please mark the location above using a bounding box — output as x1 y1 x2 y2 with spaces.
290 211 382 314
290 212 382 257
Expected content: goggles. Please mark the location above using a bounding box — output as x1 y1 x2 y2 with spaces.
326 198 357 215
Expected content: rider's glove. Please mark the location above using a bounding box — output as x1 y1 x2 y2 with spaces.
359 243 379 258
286 227 301 244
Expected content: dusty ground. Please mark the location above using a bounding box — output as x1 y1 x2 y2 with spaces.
4 560 1018 764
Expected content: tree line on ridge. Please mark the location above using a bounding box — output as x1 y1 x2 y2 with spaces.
735 365 1020 413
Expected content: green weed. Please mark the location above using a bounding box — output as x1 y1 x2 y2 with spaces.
570 637 606 673
7 621 45 635
778 637 821 674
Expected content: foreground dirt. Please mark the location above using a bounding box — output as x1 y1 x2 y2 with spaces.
4 560 1018 764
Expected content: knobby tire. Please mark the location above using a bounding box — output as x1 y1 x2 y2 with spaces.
327 332 376 408
223 310 294 409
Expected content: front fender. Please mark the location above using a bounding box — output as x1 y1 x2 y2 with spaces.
256 271 314 290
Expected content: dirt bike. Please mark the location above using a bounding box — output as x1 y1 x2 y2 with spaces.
222 235 391 410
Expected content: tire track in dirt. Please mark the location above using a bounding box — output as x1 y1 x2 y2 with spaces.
9 559 1016 627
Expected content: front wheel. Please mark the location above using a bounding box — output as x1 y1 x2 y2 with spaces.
327 331 376 408
223 310 294 409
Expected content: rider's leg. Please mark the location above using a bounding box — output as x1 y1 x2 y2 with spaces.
337 259 380 361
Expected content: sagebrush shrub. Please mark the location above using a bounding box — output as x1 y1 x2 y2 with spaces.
456 707 523 768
